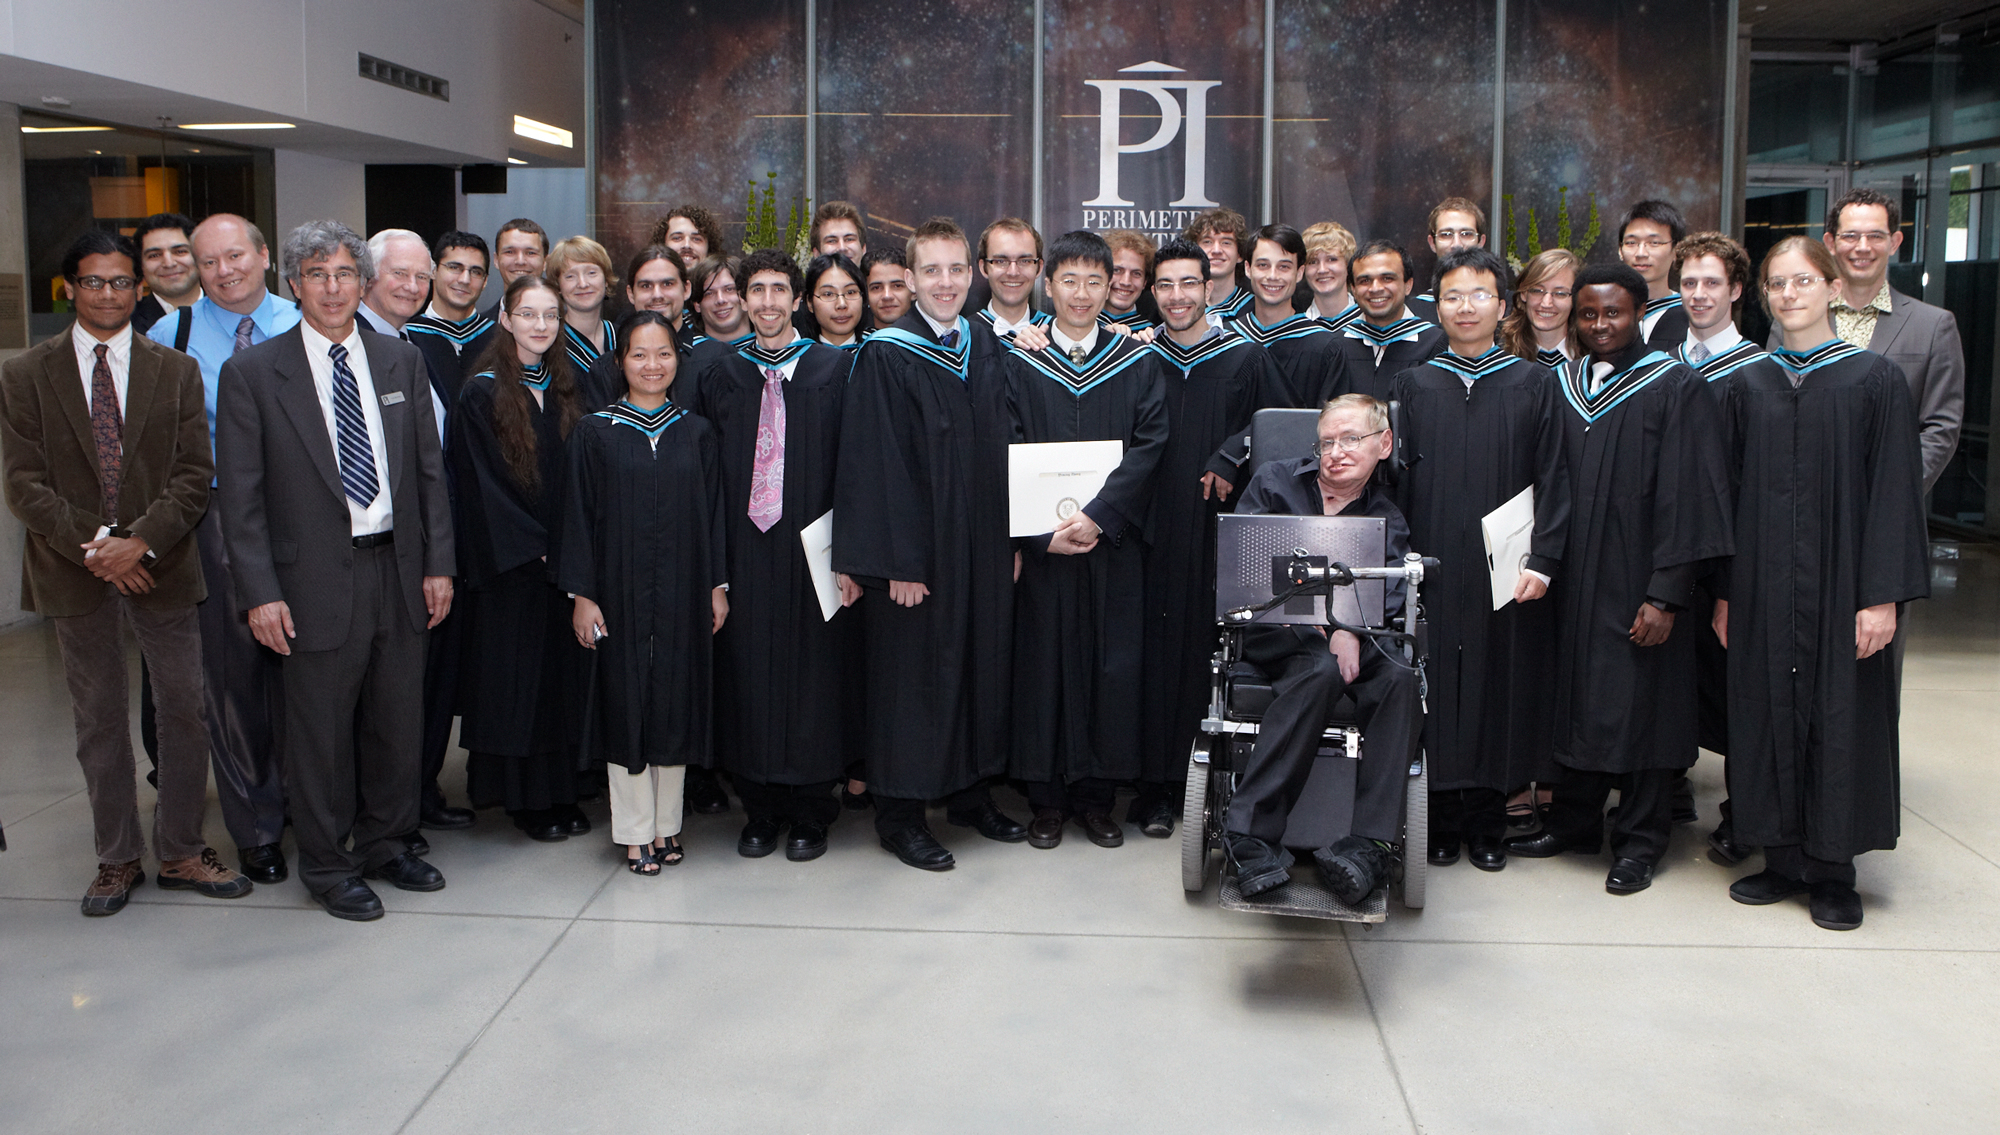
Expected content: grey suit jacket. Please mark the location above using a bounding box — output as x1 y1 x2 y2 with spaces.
214 322 455 652
1770 287 1964 491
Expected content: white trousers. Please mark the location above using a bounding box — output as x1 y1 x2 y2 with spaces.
607 764 686 844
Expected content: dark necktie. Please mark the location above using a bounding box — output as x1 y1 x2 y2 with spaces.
89 344 122 518
938 329 958 350
233 316 255 354
327 343 380 507
1068 345 1088 364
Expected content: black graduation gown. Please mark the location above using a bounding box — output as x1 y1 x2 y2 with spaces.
449 371 583 810
694 339 861 787
556 403 728 773
665 330 754 417
1641 295 1690 351
1678 337 1784 756
1138 331 1287 785
1551 345 1733 773
1004 332 1169 785
973 305 1052 344
1718 342 1929 860
1225 310 1350 408
560 317 616 378
1390 349 1571 792
832 313 1015 800
1334 316 1448 402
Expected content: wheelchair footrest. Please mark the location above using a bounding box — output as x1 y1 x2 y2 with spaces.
1218 868 1387 923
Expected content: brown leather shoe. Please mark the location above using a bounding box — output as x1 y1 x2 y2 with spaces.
82 859 143 917
158 847 255 899
1028 808 1065 849
1076 811 1124 848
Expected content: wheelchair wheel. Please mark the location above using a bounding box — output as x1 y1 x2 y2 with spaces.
1181 742 1212 892
1399 752 1428 910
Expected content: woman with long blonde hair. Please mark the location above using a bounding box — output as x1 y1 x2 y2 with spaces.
1502 248 1581 367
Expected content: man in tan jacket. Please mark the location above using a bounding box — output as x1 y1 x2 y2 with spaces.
1 230 250 915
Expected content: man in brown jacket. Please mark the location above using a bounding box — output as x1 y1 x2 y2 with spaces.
1 230 251 915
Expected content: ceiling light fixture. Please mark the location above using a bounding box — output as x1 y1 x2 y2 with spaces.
512 115 572 147
20 125 113 133
178 122 296 130
507 157 528 165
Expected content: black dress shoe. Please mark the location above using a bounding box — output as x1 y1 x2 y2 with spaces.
238 843 287 884
400 830 431 857
513 810 568 842
362 851 446 892
880 827 955 870
1428 837 1461 867
1467 834 1507 872
1132 797 1175 839
945 802 1029 843
1027 808 1065 849
1503 830 1601 858
1808 880 1863 930
1729 869 1809 906
555 803 591 836
738 817 782 858
1707 824 1756 866
315 877 385 921
419 803 475 831
786 822 829 861
1076 811 1124 848
1606 857 1654 894
685 769 730 814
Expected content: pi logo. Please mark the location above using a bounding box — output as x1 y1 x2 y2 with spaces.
1083 61 1222 209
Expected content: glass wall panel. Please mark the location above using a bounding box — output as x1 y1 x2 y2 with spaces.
1856 53 1934 161
1745 62 1848 165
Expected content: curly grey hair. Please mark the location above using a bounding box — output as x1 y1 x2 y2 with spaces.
280 219 375 285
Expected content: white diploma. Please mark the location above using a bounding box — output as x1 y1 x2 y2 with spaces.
1008 440 1124 537
799 510 841 622
1481 485 1536 611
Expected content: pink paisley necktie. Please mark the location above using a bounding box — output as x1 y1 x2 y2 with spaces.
747 366 786 532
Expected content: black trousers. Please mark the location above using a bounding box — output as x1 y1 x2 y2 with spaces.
1224 627 1416 846
875 783 997 839
1544 765 1677 864
1765 843 1857 886
418 587 464 813
1025 777 1117 814
735 777 840 826
279 544 425 895
1431 786 1508 843
194 505 287 849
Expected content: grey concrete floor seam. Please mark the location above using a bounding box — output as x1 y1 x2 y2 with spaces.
564 912 1344 942
1343 927 1423 1135
0 785 84 827
1900 801 2000 872
392 864 622 1135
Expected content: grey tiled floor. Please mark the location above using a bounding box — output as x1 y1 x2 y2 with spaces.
4 547 1998 1133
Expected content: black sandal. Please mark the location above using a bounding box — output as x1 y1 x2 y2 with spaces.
626 845 660 876
653 836 684 866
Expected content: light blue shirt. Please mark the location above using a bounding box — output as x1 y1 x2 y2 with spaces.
146 290 301 451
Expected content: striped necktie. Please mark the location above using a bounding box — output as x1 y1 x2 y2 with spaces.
327 343 380 507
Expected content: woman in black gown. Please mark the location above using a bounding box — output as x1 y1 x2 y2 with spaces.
453 275 586 842
560 312 729 873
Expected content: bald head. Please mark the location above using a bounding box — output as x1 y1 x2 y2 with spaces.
191 214 271 314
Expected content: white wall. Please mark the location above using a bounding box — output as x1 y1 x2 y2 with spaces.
273 149 368 248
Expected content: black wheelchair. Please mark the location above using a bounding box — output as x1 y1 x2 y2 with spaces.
1179 409 1434 922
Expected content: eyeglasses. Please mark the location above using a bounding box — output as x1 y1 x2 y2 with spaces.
1314 430 1386 455
73 275 138 292
983 256 1041 271
1762 273 1827 294
439 260 489 279
1439 290 1498 308
509 309 561 325
814 286 861 303
300 268 362 286
1433 228 1480 242
384 268 434 288
1523 286 1573 301
1621 237 1672 251
1833 230 1893 247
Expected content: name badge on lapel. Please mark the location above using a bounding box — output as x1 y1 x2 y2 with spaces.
379 391 406 406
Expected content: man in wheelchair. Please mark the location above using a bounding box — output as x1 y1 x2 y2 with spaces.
1226 394 1421 904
